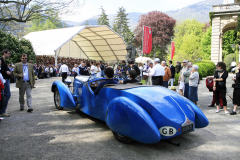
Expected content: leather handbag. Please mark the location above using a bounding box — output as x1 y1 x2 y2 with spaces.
218 81 226 88
0 90 6 108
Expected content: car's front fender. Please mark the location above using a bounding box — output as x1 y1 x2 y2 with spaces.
51 81 76 108
106 97 161 144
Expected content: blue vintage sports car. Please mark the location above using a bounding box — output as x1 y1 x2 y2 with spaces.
51 75 209 144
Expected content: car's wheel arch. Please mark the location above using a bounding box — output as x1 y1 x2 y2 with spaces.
106 96 161 144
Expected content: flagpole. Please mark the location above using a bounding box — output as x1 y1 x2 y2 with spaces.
141 25 144 64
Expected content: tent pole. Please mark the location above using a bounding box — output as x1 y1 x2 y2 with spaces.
68 41 70 58
55 51 57 67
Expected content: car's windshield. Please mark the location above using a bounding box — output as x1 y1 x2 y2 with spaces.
88 74 103 81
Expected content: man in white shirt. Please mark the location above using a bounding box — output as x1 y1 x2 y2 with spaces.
149 58 165 86
231 60 236 74
59 62 69 83
90 61 95 75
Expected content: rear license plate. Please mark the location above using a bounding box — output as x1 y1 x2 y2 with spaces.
182 124 193 134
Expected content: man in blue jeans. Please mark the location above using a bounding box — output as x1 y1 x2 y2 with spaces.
0 49 12 117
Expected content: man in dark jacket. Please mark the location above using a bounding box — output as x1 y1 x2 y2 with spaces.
168 60 175 87
79 62 88 75
128 60 140 81
0 49 12 117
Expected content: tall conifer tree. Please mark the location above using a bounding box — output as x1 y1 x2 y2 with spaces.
113 7 134 44
97 6 110 27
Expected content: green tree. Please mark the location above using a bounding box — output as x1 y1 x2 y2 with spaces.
200 26 212 60
97 6 110 27
0 30 35 63
173 19 205 62
222 30 237 58
26 10 67 33
113 7 134 44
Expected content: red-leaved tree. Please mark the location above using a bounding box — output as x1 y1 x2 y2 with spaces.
134 11 176 60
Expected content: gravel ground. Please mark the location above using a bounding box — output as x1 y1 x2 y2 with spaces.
0 74 239 160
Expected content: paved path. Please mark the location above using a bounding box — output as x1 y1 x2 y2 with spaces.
0 74 239 160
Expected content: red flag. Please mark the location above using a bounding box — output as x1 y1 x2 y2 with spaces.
171 42 175 60
143 26 152 54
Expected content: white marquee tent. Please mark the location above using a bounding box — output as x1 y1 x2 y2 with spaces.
23 25 127 66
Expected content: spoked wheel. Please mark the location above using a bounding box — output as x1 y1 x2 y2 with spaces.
54 88 63 110
112 131 133 144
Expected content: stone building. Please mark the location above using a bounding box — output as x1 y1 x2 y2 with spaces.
211 0 240 64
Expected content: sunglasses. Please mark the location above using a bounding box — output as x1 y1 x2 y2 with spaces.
22 58 27 59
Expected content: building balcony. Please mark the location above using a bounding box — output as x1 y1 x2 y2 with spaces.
213 3 240 12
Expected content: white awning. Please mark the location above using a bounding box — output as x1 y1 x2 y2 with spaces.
23 25 127 61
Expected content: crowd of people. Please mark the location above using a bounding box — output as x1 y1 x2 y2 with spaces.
0 49 240 119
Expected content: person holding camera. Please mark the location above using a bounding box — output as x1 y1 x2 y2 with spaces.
230 62 240 115
213 62 228 113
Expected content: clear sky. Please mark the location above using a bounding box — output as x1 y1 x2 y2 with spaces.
61 0 213 22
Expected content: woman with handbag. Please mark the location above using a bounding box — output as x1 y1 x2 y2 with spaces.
213 62 228 113
230 62 240 115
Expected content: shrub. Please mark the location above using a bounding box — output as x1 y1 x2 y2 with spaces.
193 63 215 80
174 73 180 86
224 53 235 71
195 60 216 68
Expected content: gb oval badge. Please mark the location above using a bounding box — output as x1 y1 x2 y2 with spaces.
159 126 177 137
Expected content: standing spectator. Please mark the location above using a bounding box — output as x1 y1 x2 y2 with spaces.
143 61 150 85
38 65 43 79
45 66 49 78
231 60 236 74
168 60 175 87
13 54 35 112
230 62 240 115
138 63 143 81
147 63 154 85
149 58 165 86
162 61 171 88
183 62 193 98
90 61 95 76
179 62 182 71
95 63 101 77
175 62 180 74
121 60 128 80
59 61 69 83
100 61 105 77
178 60 188 96
116 65 123 77
112 61 118 75
80 62 88 75
49 66 53 77
0 49 12 117
128 61 140 81
189 65 199 105
213 62 228 113
53 66 56 77
72 64 79 79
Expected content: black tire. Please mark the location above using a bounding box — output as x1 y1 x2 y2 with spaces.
112 131 133 144
54 88 63 110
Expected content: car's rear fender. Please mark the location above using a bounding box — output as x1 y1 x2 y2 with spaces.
51 81 76 108
106 97 161 144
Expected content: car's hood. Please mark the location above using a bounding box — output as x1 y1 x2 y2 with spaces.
124 86 195 125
